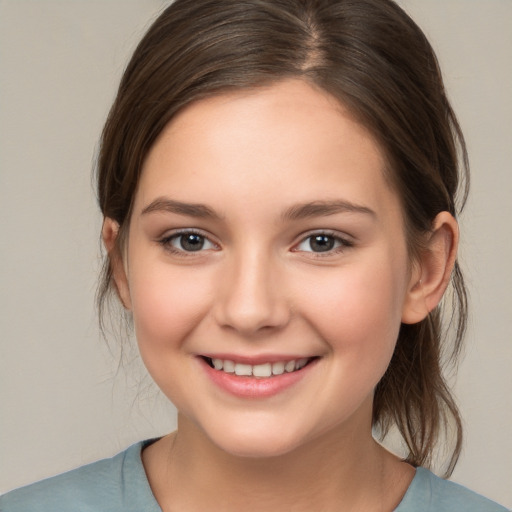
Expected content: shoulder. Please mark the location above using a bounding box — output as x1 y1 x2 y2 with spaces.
0 441 161 512
396 467 509 512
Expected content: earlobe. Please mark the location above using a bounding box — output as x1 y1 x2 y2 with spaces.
401 212 459 324
102 218 132 310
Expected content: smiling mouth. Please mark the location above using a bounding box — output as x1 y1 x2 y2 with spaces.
202 357 318 378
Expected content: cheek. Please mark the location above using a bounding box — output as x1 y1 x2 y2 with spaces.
297 252 408 361
127 256 213 353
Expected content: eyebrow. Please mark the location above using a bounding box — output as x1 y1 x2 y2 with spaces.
141 197 223 220
281 200 376 221
141 197 375 222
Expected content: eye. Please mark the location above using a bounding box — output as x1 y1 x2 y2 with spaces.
294 233 352 254
160 230 217 253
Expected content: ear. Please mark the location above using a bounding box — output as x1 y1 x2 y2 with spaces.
401 211 458 324
102 217 132 310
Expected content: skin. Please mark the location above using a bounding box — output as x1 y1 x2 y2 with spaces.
103 79 458 511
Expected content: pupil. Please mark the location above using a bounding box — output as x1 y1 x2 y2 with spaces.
311 235 334 252
181 234 204 251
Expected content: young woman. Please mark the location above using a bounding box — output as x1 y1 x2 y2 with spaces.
1 0 508 510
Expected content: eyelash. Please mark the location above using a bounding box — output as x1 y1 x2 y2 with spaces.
157 230 353 258
293 231 354 257
158 229 218 257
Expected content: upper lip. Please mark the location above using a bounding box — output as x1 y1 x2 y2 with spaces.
198 353 318 365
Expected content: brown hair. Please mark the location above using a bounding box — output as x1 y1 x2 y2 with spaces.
97 0 469 476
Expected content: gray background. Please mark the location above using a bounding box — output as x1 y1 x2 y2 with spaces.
1 0 511 507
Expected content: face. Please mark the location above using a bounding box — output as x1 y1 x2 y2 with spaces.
116 79 419 457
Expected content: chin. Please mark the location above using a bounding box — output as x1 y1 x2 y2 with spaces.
216 435 302 459
200 417 315 459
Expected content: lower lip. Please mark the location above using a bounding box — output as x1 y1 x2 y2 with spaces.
199 358 318 398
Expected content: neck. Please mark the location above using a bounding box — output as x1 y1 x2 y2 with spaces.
142 411 413 511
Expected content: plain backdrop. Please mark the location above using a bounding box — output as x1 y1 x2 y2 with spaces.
1 0 511 507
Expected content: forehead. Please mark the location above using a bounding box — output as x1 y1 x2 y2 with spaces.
135 79 400 221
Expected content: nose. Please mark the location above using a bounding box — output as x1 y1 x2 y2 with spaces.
214 249 291 336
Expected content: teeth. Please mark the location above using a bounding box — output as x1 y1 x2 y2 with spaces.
284 360 295 373
296 358 309 370
252 363 272 378
234 363 252 376
209 357 311 377
223 360 235 373
272 361 285 375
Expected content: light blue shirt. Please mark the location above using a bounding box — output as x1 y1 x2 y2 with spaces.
1 440 508 511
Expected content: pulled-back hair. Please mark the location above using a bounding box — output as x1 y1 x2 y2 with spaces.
97 0 469 476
